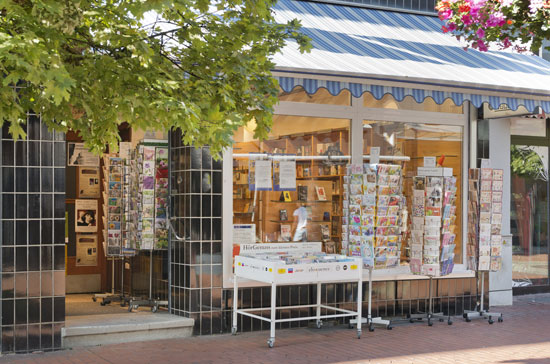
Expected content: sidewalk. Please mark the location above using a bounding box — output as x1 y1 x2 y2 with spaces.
3 293 550 364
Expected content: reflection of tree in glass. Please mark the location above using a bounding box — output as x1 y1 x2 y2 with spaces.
511 145 548 181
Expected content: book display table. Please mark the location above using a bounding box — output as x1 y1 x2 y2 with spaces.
232 254 363 348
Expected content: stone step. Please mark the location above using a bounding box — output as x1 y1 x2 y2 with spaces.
62 312 194 348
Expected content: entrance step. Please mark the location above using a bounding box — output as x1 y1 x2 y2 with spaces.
62 312 194 348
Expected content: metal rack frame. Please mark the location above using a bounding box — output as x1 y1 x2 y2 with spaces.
463 271 503 324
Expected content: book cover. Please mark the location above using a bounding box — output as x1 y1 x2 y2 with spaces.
321 224 330 241
316 186 327 201
283 191 292 202
279 209 288 221
280 224 291 241
298 185 308 201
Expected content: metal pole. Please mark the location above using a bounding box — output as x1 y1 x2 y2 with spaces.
167 133 172 312
480 271 485 312
111 259 115 295
368 268 372 321
149 249 153 301
121 257 124 297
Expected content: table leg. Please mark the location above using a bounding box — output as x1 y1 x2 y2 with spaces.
231 277 238 335
316 282 322 329
357 278 362 339
268 282 276 348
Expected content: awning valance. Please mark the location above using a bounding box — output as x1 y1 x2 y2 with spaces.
273 0 550 112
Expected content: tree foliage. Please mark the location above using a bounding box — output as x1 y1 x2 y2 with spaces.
511 145 548 180
437 0 550 53
0 0 310 155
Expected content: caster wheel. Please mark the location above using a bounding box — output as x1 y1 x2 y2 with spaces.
368 323 375 332
92 297 97 302
151 305 158 313
387 325 392 330
100 301 106 306
128 304 133 312
409 319 414 323
428 320 433 327
488 319 494 324
439 318 444 322
231 327 237 335
465 318 471 322
267 339 274 348
316 320 322 329
448 320 453 325
357 332 361 339
462 313 467 318
498 317 503 323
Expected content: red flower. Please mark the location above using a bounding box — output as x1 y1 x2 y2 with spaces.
442 25 449 33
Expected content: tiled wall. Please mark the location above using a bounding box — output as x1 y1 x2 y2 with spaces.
1 115 66 353
337 0 437 13
170 129 223 335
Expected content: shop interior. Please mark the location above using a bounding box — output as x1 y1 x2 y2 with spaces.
62 127 181 344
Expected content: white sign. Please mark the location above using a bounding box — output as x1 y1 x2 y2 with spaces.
233 224 256 245
75 199 98 232
78 167 100 198
67 143 99 166
119 142 132 160
417 167 453 177
76 234 98 266
370 147 380 164
424 156 436 168
238 242 323 257
254 160 272 189
278 160 296 190
481 159 491 168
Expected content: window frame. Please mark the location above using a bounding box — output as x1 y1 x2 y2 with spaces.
222 93 471 288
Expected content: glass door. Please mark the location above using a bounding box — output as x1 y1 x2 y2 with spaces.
510 144 550 287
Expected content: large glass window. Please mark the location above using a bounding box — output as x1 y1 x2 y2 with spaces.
363 121 464 264
233 115 350 252
511 144 549 286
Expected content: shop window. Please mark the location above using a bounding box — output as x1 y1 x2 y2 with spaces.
278 86 351 106
364 94 463 114
363 120 464 264
232 116 350 252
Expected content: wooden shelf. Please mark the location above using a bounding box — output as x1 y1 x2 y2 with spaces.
269 219 330 223
269 200 331 203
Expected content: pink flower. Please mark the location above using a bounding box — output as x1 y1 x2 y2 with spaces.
502 37 512 48
476 28 485 38
462 14 473 25
477 40 488 51
447 22 457 31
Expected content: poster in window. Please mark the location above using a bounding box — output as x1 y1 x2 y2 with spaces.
76 234 98 266
75 199 98 232
78 167 100 198
67 143 99 166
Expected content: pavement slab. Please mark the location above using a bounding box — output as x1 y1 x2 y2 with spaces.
2 293 550 364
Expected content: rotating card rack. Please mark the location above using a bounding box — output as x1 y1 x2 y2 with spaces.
94 152 137 307
463 163 504 324
125 141 169 313
345 155 410 332
407 166 457 326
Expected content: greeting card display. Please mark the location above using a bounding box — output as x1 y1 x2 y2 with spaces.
128 142 169 250
467 167 503 272
343 163 404 269
410 168 457 276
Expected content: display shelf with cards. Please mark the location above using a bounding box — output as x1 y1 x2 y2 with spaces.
406 166 457 326
232 248 363 348
463 160 504 324
343 159 409 332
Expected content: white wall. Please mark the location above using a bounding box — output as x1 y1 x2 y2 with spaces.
488 118 513 306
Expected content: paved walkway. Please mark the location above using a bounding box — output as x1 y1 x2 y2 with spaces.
3 294 550 364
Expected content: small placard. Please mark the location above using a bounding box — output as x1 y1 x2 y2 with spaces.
481 159 491 168
424 156 436 168
370 147 380 164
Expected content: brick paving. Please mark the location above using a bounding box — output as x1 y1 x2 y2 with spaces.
3 293 550 364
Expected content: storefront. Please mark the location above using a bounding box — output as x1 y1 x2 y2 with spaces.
3 0 550 354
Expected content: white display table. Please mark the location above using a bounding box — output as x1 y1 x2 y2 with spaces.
232 255 363 348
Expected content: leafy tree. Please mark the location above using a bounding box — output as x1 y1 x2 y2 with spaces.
437 0 550 53
511 145 548 180
0 0 310 155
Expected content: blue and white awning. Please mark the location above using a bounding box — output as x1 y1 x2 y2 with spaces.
273 0 550 112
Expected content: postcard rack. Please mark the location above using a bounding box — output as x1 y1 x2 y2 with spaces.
232 255 363 348
407 166 458 326
463 165 504 324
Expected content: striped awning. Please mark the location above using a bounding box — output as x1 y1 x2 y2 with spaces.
273 0 550 112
